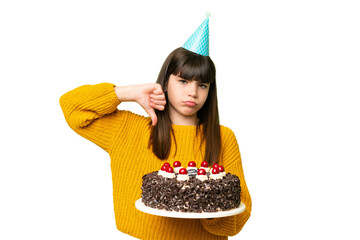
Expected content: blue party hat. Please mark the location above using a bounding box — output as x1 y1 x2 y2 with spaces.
182 13 211 56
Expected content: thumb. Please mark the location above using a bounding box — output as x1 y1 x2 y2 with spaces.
146 107 158 126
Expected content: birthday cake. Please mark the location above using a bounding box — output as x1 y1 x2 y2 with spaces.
141 161 241 213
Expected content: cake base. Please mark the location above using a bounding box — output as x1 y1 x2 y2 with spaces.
135 198 245 219
141 171 241 213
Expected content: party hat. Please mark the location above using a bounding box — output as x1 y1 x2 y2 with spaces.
182 12 211 56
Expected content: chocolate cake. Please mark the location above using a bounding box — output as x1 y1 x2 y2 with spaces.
141 161 241 213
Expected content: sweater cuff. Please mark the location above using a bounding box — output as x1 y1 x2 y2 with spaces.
89 83 121 116
200 216 236 236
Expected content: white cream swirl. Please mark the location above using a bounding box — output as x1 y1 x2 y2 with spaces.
158 170 175 179
163 172 176 179
209 173 223 180
196 175 208 181
157 170 166 177
177 174 190 181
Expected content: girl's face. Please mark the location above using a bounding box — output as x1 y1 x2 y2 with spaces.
166 73 210 125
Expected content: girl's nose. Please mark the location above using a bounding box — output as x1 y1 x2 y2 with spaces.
187 82 198 97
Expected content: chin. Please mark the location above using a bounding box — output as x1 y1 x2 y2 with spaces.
181 112 197 118
181 108 196 115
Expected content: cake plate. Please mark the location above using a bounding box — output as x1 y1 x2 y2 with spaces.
135 198 245 219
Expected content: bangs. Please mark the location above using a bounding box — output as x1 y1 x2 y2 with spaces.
170 49 215 84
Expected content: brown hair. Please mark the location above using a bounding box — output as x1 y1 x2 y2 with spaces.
148 47 221 165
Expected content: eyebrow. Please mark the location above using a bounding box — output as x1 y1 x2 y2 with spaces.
175 74 210 85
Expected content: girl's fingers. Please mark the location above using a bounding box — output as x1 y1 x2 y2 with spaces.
150 84 165 111
153 89 163 95
150 93 165 100
153 83 163 95
150 102 165 111
150 98 166 105
156 105 165 111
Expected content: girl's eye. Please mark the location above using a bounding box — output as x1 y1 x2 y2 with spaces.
199 84 208 89
179 80 187 84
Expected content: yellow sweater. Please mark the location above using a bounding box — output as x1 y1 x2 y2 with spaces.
60 83 251 240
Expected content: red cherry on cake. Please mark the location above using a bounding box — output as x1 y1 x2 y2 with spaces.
188 161 196 167
201 161 209 168
197 169 206 175
218 165 225 172
166 166 174 173
173 161 181 168
212 163 219 169
161 162 170 171
179 168 187 175
211 167 219 174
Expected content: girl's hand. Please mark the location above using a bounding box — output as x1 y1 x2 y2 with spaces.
135 83 166 126
114 84 166 126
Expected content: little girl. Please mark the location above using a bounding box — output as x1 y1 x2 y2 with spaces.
60 16 251 240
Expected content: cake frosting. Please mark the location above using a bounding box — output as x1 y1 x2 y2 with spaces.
141 161 241 213
209 173 223 180
173 161 182 174
159 171 176 179
200 160 210 173
177 174 190 181
195 174 208 181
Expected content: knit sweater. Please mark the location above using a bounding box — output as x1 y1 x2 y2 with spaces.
60 83 251 240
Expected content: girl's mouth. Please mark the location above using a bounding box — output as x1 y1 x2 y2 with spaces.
184 101 196 107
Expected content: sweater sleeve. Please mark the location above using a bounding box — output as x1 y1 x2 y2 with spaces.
59 83 129 153
200 127 252 236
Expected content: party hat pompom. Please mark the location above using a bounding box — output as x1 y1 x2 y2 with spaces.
206 12 211 18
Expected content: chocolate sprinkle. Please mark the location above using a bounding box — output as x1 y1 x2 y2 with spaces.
141 171 241 213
